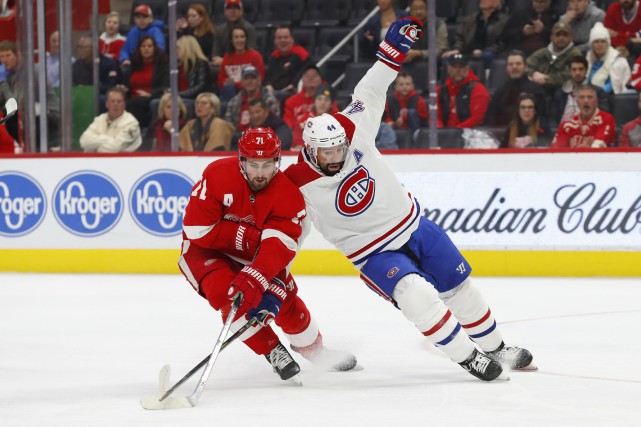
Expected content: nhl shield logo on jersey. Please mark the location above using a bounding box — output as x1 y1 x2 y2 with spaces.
335 166 376 217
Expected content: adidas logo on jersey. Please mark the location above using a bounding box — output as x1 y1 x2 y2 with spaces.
456 262 466 274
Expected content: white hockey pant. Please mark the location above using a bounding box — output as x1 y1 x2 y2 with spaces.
439 278 503 352
392 274 474 363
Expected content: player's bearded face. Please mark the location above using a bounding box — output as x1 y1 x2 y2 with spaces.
317 144 348 176
243 158 277 191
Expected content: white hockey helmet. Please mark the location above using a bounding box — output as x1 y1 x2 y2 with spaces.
302 114 348 167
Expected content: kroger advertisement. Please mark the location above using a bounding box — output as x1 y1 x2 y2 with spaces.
0 154 640 252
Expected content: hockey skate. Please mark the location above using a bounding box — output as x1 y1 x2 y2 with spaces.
487 342 537 371
459 349 504 382
291 334 359 372
266 342 302 384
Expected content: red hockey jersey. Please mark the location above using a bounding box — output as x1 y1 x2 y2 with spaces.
180 157 306 290
551 109 616 148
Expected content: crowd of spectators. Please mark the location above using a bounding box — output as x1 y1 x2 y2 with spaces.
3 0 641 153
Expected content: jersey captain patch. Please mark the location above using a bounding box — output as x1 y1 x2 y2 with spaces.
335 166 376 217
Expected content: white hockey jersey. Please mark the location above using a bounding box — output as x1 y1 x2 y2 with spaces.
285 61 421 269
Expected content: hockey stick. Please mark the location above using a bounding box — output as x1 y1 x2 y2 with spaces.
156 315 259 403
140 295 244 410
0 98 17 125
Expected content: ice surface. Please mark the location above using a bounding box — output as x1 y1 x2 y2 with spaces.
1 273 640 427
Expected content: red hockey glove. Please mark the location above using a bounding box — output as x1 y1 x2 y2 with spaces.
377 16 423 71
228 266 270 313
248 277 288 326
234 223 261 254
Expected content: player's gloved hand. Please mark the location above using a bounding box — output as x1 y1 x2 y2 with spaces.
377 16 423 71
235 222 261 254
248 277 288 326
228 266 270 313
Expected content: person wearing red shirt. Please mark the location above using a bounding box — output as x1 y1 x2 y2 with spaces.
283 64 325 130
291 84 338 150
604 0 641 53
436 54 490 128
0 113 18 153
180 128 357 382
121 35 168 128
218 27 264 101
99 12 126 61
384 72 428 132
265 26 310 102
552 84 616 148
619 91 641 146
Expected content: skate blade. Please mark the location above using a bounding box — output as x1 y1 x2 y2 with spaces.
158 364 171 394
496 372 511 382
288 374 303 386
140 395 193 410
514 363 538 372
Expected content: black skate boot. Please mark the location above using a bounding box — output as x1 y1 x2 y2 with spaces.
487 341 534 370
291 333 358 372
459 349 503 381
265 342 301 381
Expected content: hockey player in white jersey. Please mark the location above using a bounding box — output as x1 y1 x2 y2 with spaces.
285 16 534 381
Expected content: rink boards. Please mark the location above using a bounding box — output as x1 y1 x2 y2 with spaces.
1 150 640 276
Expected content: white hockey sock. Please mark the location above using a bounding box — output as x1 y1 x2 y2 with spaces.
285 317 320 348
393 274 475 363
439 278 503 352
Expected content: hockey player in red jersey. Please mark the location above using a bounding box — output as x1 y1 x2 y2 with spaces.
179 127 356 382
285 17 534 382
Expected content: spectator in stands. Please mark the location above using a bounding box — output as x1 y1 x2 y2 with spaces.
100 11 126 61
604 0 641 55
283 64 327 130
176 35 212 99
224 65 279 134
291 83 338 151
385 72 427 133
527 21 582 92
264 26 309 102
586 22 631 94
0 40 60 148
375 122 399 149
558 0 605 54
121 35 169 128
46 31 62 88
143 93 187 152
80 86 142 152
218 27 265 101
436 54 490 128
0 111 18 153
619 91 641 146
443 0 509 67
363 0 406 58
406 0 448 62
504 0 559 56
119 4 166 66
72 36 121 95
502 92 551 148
248 99 292 149
551 83 616 148
551 55 610 126
213 0 257 67
179 92 234 151
628 51 641 89
487 49 546 126
177 3 218 58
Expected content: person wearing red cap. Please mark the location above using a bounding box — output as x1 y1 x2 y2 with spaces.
212 0 256 67
119 4 166 65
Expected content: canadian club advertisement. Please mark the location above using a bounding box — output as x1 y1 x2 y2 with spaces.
399 171 641 250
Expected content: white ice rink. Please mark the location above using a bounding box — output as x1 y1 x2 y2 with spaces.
1 273 640 427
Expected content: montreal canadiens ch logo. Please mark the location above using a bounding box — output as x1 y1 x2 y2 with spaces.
335 166 375 217
129 170 193 236
53 171 123 237
0 171 47 237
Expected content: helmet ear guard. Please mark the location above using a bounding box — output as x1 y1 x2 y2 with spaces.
302 114 347 167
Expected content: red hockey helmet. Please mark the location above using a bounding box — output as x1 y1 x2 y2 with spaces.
238 127 282 181
238 127 281 160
